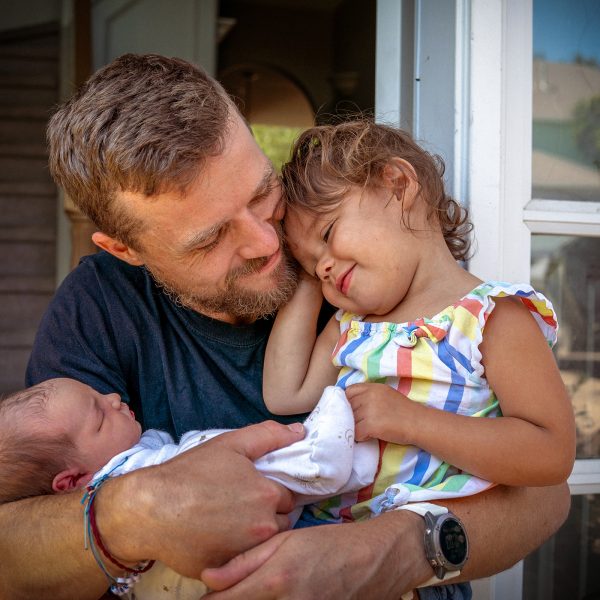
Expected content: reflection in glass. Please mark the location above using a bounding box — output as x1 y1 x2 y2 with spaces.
533 0 600 201
531 235 600 459
524 494 600 599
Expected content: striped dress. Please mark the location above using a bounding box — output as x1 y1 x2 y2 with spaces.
309 282 558 522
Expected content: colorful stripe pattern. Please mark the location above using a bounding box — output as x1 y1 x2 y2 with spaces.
309 282 558 522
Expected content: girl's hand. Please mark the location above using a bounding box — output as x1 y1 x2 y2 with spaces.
297 267 323 293
345 383 419 444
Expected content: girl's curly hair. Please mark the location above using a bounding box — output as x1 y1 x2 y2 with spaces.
281 120 472 261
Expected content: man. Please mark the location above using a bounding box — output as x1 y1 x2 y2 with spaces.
1 54 568 599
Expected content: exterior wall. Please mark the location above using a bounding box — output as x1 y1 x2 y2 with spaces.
0 1 61 34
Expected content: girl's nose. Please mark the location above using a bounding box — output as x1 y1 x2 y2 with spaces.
315 255 334 281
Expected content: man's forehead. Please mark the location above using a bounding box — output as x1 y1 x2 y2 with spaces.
175 159 277 253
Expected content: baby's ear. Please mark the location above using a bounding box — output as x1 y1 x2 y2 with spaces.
52 468 93 493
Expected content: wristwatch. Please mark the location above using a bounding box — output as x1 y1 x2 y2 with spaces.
396 502 469 585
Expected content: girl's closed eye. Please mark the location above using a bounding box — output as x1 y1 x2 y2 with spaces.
322 221 335 242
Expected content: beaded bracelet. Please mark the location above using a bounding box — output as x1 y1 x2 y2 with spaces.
81 459 155 596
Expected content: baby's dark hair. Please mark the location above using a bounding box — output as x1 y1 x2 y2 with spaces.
0 382 75 504
281 120 472 261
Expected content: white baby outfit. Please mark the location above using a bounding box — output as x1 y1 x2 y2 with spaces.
92 387 378 599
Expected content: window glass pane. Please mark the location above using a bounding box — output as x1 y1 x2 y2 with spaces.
531 234 600 459
533 0 600 202
524 494 600 599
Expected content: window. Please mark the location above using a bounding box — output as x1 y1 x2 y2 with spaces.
524 2 600 597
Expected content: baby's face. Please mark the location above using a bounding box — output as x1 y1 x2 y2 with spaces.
44 378 142 475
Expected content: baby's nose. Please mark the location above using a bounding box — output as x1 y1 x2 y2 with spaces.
107 393 122 409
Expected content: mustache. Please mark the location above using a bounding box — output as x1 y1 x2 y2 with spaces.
226 222 287 282
228 255 271 279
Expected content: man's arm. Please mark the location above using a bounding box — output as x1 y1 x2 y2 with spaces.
202 483 570 599
448 483 570 581
0 493 109 599
0 422 304 600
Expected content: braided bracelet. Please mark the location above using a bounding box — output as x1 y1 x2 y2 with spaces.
81 460 155 595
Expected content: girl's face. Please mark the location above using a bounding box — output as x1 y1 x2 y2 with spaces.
285 184 426 317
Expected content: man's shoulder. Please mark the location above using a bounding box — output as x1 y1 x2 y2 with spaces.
75 251 145 284
60 251 150 300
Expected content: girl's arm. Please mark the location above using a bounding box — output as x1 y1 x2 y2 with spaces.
347 296 576 486
263 274 340 415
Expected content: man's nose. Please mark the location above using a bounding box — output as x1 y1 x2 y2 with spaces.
238 219 280 259
237 204 281 259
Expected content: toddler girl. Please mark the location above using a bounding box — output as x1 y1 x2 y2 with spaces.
264 120 575 522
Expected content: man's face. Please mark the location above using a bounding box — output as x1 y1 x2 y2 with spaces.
115 113 297 323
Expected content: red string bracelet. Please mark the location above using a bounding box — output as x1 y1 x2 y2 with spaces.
88 491 155 575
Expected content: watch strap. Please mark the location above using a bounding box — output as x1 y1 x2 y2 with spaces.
417 571 461 587
394 501 448 518
395 503 460 591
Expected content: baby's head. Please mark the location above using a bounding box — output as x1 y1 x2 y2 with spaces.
280 120 473 314
0 378 141 504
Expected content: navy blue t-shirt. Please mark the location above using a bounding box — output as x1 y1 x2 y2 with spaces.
26 252 304 438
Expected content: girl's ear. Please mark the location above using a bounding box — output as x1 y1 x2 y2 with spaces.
381 158 419 208
52 467 93 493
381 157 417 189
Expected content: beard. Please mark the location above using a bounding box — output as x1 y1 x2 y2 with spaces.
146 243 299 322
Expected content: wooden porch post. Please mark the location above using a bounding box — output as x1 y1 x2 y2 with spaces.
63 0 96 269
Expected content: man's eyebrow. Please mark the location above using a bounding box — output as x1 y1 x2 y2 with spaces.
251 163 277 201
180 222 225 254
180 163 276 254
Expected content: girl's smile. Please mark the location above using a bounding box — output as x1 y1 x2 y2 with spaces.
336 265 355 295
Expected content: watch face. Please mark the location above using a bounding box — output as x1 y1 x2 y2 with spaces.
439 517 468 566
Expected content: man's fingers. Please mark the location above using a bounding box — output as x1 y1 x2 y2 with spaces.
216 421 305 462
274 486 296 516
202 533 290 592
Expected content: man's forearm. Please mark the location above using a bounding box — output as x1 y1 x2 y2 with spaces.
445 483 570 581
0 493 109 600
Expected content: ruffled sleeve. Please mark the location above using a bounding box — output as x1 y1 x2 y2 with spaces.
463 282 558 380
478 282 558 345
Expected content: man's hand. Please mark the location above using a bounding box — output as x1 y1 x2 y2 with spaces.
95 420 305 579
201 510 431 599
202 483 571 599
346 383 417 444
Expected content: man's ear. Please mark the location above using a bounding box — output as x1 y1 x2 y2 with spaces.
92 232 144 266
52 467 94 493
381 158 419 208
